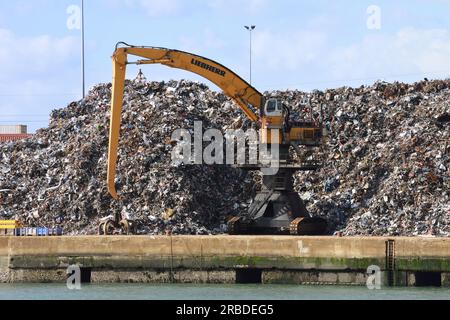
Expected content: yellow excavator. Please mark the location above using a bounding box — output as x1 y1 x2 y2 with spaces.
102 42 327 235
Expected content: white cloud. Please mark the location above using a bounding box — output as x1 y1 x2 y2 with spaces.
252 29 328 70
0 29 79 76
251 27 450 86
179 28 226 53
0 29 80 132
328 28 450 81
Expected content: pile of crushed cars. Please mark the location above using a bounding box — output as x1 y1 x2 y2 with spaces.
0 78 448 236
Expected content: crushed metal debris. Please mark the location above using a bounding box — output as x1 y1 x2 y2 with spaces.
0 78 448 236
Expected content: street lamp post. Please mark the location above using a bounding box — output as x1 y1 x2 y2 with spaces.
244 25 255 85
81 0 85 99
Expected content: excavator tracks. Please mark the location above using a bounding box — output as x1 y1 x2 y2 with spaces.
227 216 327 236
227 217 248 235
289 217 327 235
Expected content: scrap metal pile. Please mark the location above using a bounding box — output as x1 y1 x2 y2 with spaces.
0 78 448 236
288 79 450 236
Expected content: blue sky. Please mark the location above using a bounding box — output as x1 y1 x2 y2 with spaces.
1 0 449 132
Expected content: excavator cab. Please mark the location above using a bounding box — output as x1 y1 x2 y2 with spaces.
262 98 286 132
264 98 284 117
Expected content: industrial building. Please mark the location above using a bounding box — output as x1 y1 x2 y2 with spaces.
0 125 32 143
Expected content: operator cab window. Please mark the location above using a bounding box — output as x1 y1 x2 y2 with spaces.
277 101 283 111
265 99 283 116
267 99 277 112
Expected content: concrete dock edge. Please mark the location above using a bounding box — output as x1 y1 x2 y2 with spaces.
0 236 448 286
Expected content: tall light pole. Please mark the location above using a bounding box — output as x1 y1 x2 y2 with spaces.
244 25 255 85
81 0 85 99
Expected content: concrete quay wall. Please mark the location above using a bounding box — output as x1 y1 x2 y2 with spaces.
0 236 448 286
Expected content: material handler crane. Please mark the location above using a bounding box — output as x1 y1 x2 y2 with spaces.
103 42 327 235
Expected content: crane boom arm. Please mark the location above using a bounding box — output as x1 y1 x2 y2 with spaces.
108 44 264 199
